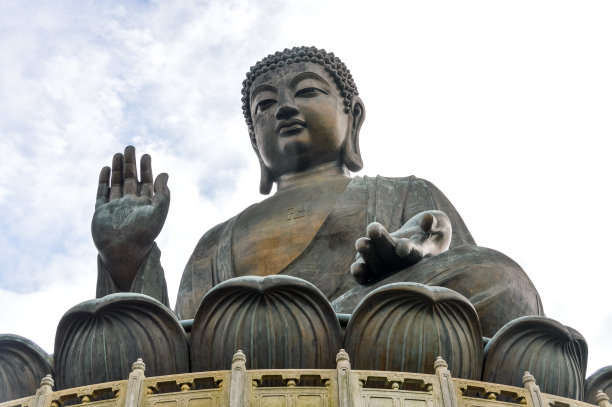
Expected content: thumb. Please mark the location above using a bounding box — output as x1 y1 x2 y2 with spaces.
424 210 452 234
153 173 170 208
420 212 434 233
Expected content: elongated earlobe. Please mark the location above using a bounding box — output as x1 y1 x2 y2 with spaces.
259 161 274 194
251 137 274 195
342 96 365 172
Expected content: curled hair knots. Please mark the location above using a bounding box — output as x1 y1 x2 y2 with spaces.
241 46 359 138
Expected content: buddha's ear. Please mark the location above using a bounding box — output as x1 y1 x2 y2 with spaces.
342 95 365 172
251 136 274 195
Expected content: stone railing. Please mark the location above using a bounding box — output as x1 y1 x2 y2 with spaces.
2 350 610 407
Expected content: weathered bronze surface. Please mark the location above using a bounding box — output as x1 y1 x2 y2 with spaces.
72 46 596 401
92 146 170 306
176 175 478 320
0 334 53 402
344 283 483 379
333 245 543 338
482 316 587 400
54 293 189 389
586 366 612 405
190 275 342 371
90 47 544 339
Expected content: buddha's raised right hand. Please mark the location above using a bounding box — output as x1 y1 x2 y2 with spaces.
91 146 170 291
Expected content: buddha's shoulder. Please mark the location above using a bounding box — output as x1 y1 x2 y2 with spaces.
353 174 438 189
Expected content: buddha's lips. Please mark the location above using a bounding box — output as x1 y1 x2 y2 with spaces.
276 119 306 134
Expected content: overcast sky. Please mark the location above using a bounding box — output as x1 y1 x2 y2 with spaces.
0 0 610 378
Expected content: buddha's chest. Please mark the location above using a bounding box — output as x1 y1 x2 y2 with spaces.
232 182 348 277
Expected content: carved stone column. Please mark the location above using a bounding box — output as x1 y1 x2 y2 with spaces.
125 358 146 407
523 371 545 407
229 350 247 407
435 357 459 407
336 349 354 407
32 375 54 407
596 390 611 407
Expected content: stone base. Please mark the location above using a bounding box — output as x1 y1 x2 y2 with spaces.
1 352 606 407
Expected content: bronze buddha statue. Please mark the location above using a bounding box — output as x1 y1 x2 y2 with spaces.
91 46 543 337
1 47 595 402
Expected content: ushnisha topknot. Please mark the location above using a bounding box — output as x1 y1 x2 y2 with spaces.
241 46 359 139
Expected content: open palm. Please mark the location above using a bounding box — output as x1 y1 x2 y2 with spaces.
351 210 452 284
92 146 170 291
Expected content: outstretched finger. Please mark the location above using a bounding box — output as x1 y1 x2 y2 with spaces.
140 154 153 198
350 259 372 284
123 146 138 196
355 237 386 276
109 153 123 200
95 166 111 208
367 222 400 267
395 238 423 264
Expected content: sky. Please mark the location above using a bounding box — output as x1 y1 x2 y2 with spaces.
0 0 611 378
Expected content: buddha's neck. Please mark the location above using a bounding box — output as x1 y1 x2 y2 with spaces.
276 162 350 192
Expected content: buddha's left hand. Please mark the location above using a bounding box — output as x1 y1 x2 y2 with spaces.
351 210 452 284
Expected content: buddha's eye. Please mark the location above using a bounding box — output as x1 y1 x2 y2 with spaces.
255 99 275 113
295 87 327 97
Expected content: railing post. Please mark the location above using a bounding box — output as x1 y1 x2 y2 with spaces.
595 390 611 407
32 374 54 407
125 358 146 407
229 350 247 407
435 356 459 407
337 349 355 407
523 371 545 407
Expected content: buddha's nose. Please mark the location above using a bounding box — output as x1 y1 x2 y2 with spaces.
275 99 298 120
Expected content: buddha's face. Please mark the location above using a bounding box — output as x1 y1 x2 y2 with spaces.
249 62 352 178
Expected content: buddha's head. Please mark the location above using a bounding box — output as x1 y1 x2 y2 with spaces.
242 47 366 194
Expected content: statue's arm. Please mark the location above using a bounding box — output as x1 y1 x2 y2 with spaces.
92 146 170 305
96 242 169 306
